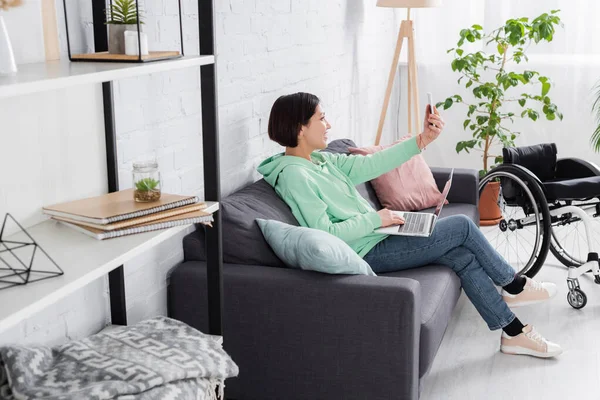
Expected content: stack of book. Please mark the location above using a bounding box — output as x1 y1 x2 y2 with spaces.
42 189 217 240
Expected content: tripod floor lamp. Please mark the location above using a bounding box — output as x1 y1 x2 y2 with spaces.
375 0 442 145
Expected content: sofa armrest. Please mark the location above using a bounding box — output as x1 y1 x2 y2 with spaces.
168 262 422 400
431 167 479 206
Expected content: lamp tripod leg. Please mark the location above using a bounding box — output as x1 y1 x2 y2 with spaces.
375 22 406 146
407 29 421 135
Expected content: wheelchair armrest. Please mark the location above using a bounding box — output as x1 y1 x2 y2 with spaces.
556 158 600 180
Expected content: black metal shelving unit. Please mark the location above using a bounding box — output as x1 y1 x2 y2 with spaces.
92 0 223 335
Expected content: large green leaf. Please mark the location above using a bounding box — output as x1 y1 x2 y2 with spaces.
468 105 477 116
523 70 535 80
528 110 539 121
476 115 489 125
539 22 553 40
542 81 551 96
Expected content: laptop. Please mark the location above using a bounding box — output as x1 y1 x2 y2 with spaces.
374 169 454 237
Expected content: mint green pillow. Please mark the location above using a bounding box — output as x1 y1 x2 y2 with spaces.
256 219 376 276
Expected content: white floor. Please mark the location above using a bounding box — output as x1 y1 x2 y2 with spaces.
420 253 600 400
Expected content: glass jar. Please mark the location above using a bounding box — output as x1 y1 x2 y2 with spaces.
132 161 161 202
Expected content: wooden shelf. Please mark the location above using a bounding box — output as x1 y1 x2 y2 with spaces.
71 51 181 62
0 55 215 100
0 201 218 335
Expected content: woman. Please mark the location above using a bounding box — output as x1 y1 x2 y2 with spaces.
257 92 562 358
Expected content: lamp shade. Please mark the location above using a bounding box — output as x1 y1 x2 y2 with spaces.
376 0 442 7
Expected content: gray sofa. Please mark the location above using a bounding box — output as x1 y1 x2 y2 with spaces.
168 139 479 400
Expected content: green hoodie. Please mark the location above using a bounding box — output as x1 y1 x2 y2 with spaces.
257 136 422 257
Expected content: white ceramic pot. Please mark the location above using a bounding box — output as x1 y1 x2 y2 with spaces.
124 31 149 56
0 16 17 75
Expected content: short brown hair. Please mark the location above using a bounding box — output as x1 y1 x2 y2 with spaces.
267 92 320 147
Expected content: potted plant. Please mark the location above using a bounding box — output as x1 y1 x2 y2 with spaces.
106 0 143 54
438 10 563 225
134 177 161 202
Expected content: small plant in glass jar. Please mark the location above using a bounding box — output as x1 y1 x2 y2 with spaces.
132 161 161 202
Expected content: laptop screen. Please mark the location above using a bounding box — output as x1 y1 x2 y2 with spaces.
434 169 454 218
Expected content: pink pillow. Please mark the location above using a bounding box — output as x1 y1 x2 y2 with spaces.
348 136 447 211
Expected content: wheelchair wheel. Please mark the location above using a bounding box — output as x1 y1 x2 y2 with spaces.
567 288 587 309
549 198 600 267
479 166 551 278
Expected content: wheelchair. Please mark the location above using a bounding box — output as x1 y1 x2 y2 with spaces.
479 143 600 309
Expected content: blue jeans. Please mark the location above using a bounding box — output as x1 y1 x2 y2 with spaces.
364 215 516 330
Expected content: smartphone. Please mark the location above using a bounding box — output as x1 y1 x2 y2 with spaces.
427 92 436 127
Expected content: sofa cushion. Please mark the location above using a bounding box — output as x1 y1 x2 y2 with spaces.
220 180 300 267
183 179 298 267
383 265 461 378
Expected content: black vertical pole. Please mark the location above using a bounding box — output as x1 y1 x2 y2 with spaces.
199 0 223 336
93 0 127 326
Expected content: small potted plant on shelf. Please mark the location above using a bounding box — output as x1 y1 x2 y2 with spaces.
134 177 161 202
132 161 161 202
439 10 563 225
106 0 143 54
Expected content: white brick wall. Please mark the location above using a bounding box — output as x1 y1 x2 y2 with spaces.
216 0 404 195
0 0 402 345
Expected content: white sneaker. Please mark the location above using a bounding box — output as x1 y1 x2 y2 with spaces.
502 277 557 308
501 325 563 358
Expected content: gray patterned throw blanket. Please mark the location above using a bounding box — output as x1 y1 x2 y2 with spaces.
0 317 238 400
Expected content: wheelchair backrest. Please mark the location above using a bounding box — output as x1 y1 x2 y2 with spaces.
503 143 557 182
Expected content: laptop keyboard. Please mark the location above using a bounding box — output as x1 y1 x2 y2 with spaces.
398 213 429 234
